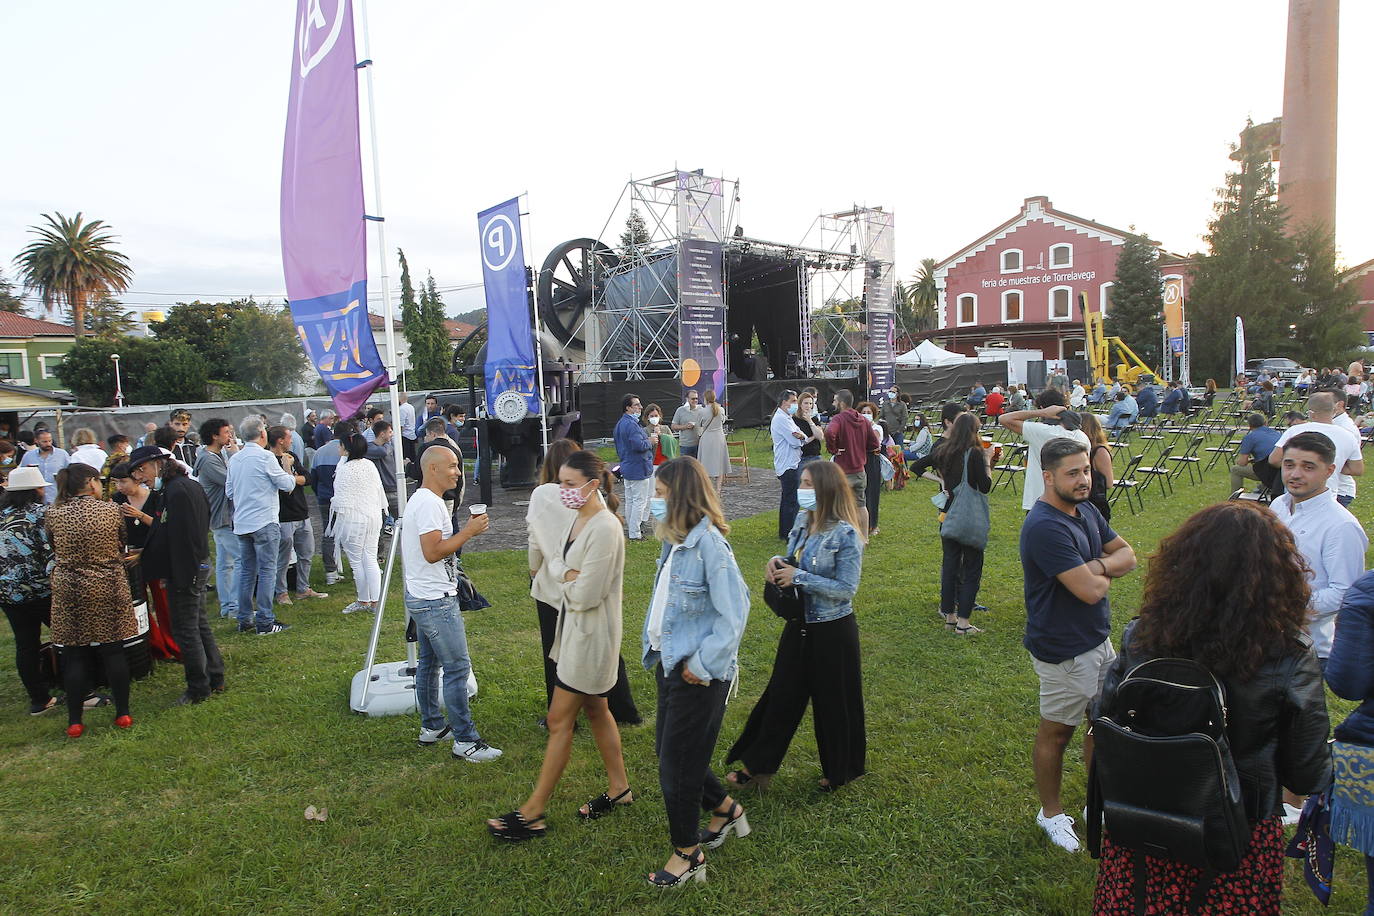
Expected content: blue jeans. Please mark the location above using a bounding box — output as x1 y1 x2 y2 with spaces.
407 592 480 742
1338 494 1355 508
212 525 240 618
681 445 698 458
237 524 281 631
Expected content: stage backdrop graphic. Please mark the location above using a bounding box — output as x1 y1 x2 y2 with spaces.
676 171 726 400
478 197 540 417
280 0 388 420
863 209 897 403
1163 276 1185 356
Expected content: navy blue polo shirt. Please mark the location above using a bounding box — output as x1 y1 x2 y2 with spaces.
1020 499 1117 664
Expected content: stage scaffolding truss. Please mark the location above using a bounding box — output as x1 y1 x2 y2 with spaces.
573 169 893 382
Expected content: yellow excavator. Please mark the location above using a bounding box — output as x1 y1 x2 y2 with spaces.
1081 291 1158 386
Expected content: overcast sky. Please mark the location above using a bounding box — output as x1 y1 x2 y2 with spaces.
1 0 1368 321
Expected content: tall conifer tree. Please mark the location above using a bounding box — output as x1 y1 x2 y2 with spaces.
1187 122 1299 381
1107 232 1164 368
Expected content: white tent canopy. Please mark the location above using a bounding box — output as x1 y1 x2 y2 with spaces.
895 339 969 367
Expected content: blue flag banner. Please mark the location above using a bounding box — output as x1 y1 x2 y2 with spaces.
478 197 540 416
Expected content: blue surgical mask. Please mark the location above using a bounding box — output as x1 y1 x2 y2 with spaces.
787 403 799 415
649 496 668 521
152 476 164 492
797 488 816 511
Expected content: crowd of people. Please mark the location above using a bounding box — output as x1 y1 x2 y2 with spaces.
5 376 1374 910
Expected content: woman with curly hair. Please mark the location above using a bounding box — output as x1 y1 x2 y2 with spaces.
1091 501 1332 915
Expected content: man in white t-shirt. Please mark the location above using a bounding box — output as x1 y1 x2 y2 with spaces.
999 388 1091 511
403 447 501 762
1268 392 1364 507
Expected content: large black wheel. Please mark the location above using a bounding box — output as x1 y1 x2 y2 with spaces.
537 238 618 347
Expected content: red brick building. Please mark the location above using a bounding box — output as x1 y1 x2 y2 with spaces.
1346 257 1374 342
933 196 1187 361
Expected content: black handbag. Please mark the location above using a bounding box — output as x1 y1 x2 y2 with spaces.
763 555 804 622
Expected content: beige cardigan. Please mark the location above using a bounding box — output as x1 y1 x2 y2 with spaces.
526 483 578 606
546 509 625 695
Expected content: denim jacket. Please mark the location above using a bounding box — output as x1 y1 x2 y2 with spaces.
642 518 750 684
784 512 863 623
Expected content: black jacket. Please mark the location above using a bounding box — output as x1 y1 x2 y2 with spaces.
1098 620 1331 822
141 474 210 589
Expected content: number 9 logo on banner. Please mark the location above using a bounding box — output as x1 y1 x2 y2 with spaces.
481 214 518 272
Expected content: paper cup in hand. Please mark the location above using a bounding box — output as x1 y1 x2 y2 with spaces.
470 504 487 516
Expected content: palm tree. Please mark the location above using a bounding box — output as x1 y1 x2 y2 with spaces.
909 258 939 332
13 212 133 337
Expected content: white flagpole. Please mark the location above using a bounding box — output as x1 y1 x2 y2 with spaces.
355 0 411 707
522 194 551 455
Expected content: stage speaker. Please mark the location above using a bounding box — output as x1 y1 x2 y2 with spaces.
1027 361 1047 392
1065 360 1089 384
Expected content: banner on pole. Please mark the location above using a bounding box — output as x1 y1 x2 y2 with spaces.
479 197 540 418
1163 276 1185 356
862 210 897 403
1235 316 1247 379
676 171 726 400
280 0 388 420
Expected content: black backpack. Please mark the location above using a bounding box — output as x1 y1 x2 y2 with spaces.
1087 651 1250 880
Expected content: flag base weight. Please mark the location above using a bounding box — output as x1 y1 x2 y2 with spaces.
349 660 478 718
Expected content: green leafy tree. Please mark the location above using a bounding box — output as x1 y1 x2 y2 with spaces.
398 248 432 388
151 299 243 364
224 303 308 395
139 340 208 404
13 212 133 336
1107 231 1164 368
0 271 25 314
451 307 486 326
55 337 206 405
1188 122 1300 381
85 296 138 340
898 258 939 339
1290 225 1364 370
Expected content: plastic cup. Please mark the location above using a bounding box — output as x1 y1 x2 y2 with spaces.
470 504 487 517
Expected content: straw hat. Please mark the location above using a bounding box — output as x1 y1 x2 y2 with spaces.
4 467 48 491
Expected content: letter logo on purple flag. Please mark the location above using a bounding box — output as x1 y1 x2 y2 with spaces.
280 0 389 419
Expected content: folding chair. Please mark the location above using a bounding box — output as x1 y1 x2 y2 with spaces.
1137 446 1175 497
1108 454 1145 516
1135 417 1167 458
724 440 750 485
1167 435 1206 486
992 443 1027 493
1204 435 1242 473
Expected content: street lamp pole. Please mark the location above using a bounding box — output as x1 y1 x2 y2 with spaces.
110 353 124 407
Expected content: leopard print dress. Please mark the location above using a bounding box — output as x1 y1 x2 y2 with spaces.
46 495 135 646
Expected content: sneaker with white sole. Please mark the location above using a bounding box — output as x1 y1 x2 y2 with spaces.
417 724 452 746
453 739 502 763
340 601 364 614
1036 809 1081 852
324 573 343 586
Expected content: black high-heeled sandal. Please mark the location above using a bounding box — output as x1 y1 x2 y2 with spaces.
646 847 706 887
487 810 547 842
698 800 751 849
578 787 633 820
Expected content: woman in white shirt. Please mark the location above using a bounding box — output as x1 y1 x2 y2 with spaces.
488 449 632 841
330 432 387 614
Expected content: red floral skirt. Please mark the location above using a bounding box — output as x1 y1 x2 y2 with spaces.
1092 817 1284 915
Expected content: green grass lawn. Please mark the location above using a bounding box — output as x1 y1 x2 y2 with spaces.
1 424 1371 915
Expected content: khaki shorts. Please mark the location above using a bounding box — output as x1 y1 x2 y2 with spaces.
1031 638 1116 726
845 472 867 503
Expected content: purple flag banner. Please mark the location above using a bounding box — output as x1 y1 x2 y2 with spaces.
280 0 388 419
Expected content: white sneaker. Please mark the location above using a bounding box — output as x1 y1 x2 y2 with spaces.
453 739 502 763
1281 802 1303 827
1037 809 1081 852
417 724 451 746
324 573 343 586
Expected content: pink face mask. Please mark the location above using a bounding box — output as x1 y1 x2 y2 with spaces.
559 480 595 509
